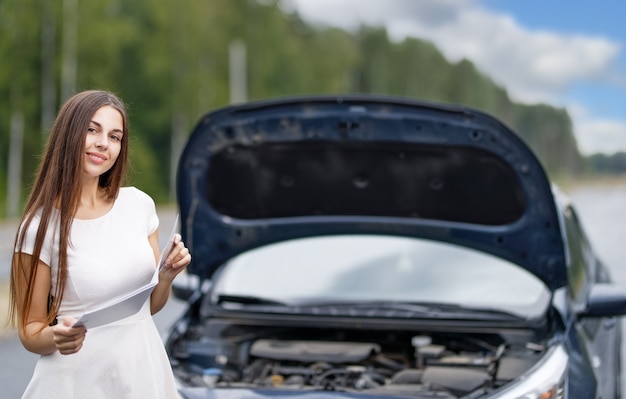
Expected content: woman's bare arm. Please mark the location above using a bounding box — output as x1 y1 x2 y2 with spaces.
149 230 190 314
16 255 86 355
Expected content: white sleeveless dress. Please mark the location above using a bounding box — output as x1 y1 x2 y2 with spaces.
19 187 180 399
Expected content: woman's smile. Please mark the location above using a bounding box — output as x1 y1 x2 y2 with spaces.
86 152 107 165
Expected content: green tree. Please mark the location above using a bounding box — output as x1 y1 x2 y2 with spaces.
0 0 595 218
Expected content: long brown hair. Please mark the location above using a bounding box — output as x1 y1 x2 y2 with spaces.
9 90 130 331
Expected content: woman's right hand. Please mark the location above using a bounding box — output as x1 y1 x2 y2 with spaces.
52 317 87 355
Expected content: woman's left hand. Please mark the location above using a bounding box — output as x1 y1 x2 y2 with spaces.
159 234 191 282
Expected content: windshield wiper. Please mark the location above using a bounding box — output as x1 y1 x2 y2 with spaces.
291 300 523 320
216 294 288 306
214 297 523 320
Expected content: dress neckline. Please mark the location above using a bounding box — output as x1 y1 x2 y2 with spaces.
72 189 122 222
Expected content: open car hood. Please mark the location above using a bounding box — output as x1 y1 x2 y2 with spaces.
176 95 566 290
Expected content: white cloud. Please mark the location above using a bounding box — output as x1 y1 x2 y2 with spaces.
287 0 620 103
558 103 626 154
575 118 626 155
285 0 626 154
403 11 619 104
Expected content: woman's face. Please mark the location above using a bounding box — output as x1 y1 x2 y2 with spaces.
82 105 124 181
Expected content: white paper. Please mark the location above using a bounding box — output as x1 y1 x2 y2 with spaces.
72 215 180 328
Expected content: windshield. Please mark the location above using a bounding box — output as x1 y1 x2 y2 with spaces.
211 235 550 319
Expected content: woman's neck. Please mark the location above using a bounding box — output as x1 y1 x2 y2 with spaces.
74 184 113 220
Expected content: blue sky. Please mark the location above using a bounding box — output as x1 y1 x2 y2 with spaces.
482 0 626 121
287 0 626 155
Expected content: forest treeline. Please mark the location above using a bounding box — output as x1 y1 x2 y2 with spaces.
0 0 622 217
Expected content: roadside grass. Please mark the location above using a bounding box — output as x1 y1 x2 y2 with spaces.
556 173 626 193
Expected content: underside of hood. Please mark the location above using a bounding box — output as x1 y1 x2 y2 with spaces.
176 95 566 290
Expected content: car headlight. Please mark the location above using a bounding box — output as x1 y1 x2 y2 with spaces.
492 345 567 399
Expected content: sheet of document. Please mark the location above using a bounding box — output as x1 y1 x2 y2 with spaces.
72 214 180 328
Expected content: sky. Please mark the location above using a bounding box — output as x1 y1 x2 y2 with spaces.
284 0 626 155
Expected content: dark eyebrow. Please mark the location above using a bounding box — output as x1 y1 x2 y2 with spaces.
90 120 124 135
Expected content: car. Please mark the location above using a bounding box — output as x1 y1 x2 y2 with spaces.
165 94 626 398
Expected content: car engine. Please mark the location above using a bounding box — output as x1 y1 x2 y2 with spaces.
168 321 546 398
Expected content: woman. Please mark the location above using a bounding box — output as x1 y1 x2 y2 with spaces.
9 90 190 398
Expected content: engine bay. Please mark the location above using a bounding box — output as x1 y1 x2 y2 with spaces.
167 320 547 398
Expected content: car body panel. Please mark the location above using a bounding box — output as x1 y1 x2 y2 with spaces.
170 94 624 399
176 95 566 289
177 387 410 399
